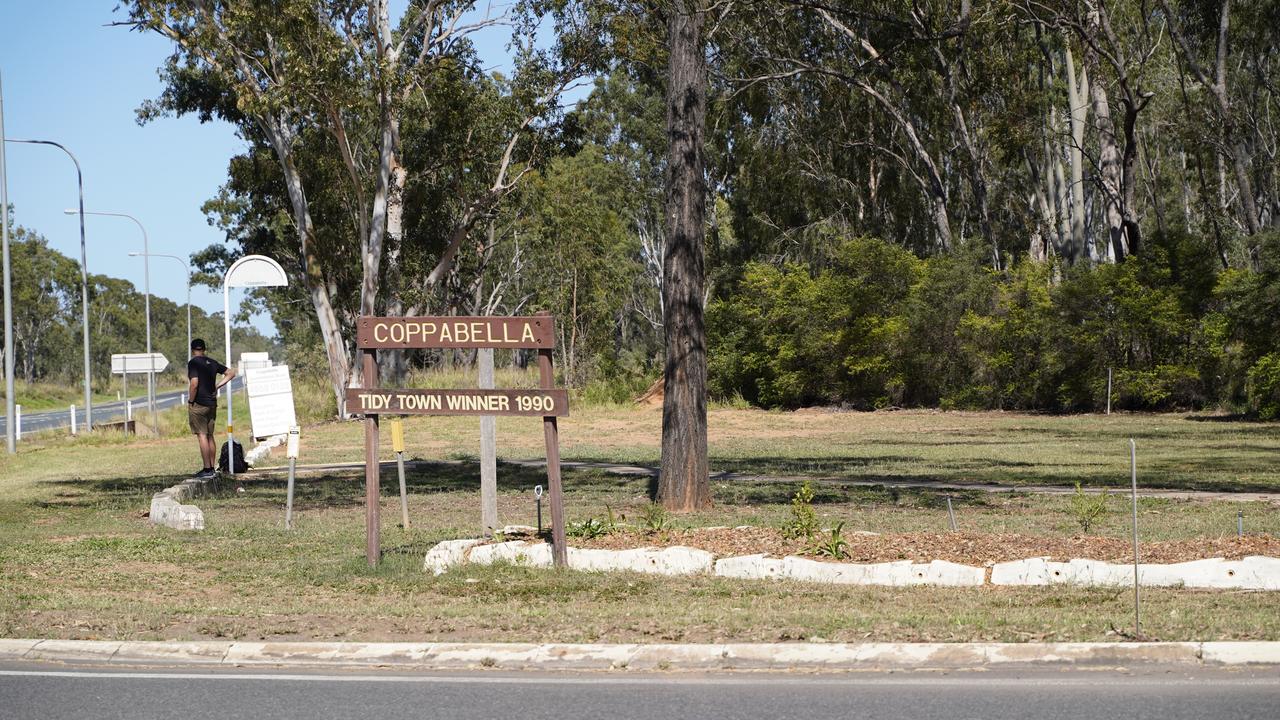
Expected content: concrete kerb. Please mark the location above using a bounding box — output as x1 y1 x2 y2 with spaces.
1 639 1276 670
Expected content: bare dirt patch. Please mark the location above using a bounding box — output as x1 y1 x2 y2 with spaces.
499 526 1280 564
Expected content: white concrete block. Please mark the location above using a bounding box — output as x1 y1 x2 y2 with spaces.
1240 556 1280 590
912 560 985 586
468 540 553 568
781 556 893 585
149 494 204 531
780 557 983 587
423 539 482 575
568 546 714 575
991 558 1050 586
1060 559 1132 586
245 434 287 466
714 554 786 580
992 556 1280 590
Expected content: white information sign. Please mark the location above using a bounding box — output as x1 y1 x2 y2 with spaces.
111 353 169 374
240 351 272 372
245 364 297 439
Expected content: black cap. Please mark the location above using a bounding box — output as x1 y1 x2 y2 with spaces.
191 338 207 351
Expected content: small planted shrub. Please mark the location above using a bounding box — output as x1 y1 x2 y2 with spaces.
781 480 819 540
1070 482 1108 533
640 503 672 533
568 506 620 539
808 521 850 559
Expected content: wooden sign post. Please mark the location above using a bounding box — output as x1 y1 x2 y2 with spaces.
351 314 569 567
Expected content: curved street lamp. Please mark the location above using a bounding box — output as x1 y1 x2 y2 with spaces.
66 209 155 424
4 139 93 432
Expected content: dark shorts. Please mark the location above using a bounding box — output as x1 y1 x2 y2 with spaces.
189 403 217 436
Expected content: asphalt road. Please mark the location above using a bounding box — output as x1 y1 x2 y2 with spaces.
0 663 1276 720
0 377 243 436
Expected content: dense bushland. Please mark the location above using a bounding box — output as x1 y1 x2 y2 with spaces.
708 232 1280 414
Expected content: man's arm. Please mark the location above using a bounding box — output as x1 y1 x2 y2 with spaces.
216 366 237 391
188 376 198 402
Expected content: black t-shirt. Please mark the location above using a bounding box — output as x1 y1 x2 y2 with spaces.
188 355 228 407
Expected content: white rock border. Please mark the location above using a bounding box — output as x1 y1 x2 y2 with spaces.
425 539 1280 590
147 436 286 531
149 476 215 531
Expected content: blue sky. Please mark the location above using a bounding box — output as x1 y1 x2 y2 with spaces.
2 1 520 340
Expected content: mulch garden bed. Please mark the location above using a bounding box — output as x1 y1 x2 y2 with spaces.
498 526 1280 565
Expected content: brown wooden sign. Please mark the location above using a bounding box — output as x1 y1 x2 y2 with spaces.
346 388 569 417
351 311 568 570
357 315 555 349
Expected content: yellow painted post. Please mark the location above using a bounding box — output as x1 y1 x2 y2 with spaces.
391 418 409 528
390 418 405 453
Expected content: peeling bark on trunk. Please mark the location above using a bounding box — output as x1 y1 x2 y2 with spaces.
266 124 350 415
1088 55 1126 263
658 0 710 512
1065 49 1090 264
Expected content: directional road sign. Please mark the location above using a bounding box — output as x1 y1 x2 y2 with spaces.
111 353 169 374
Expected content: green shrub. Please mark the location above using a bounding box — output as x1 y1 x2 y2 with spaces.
781 480 819 540
1069 482 1108 534
639 503 672 533
1247 354 1280 420
807 521 849 559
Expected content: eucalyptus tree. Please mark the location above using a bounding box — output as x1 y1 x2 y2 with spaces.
125 0 594 409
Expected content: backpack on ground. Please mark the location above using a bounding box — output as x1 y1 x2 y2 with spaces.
218 439 249 473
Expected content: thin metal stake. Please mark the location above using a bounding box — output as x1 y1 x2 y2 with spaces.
70 404 77 435
285 457 296 530
946 495 957 532
1238 510 1243 540
397 450 409 530
1106 368 1113 415
535 484 544 536
1129 438 1140 638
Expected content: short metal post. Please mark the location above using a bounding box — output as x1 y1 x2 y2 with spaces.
284 425 300 530
535 484 544 536
285 458 296 530
1238 510 1243 540
396 452 409 529
1106 368 1113 415
1129 439 1140 638
946 495 957 532
70 404 77 435
14 403 20 439
390 418 409 530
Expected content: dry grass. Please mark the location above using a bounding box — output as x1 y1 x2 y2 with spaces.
251 405 1280 493
1 405 1278 644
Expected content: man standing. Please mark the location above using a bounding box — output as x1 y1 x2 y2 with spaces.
188 339 236 478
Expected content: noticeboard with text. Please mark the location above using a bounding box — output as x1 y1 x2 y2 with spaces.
245 364 297 439
350 314 569 568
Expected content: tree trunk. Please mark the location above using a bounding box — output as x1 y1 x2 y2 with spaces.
658 0 710 511
1088 60 1126 262
1065 49 1090 263
266 123 351 415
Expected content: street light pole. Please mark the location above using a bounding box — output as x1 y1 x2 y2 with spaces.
1 70 14 454
129 252 190 364
10 139 92 431
67 210 154 424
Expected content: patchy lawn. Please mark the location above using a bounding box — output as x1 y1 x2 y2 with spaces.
1 407 1278 644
